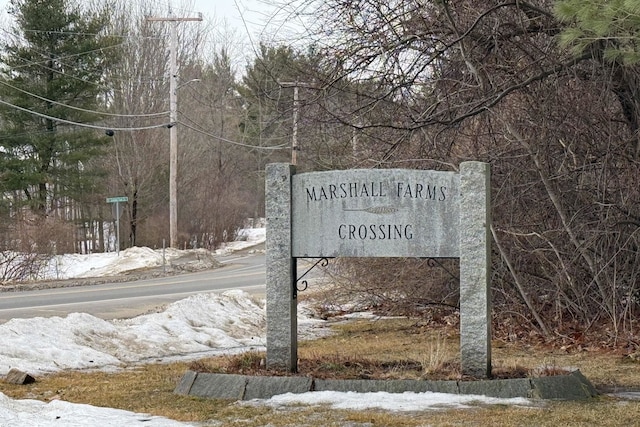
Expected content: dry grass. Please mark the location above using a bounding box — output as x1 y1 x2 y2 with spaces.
301 318 462 380
2 317 640 426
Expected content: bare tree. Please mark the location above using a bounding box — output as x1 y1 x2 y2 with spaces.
103 0 208 248
176 50 256 249
281 0 640 342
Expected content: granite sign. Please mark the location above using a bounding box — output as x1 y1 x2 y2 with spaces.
292 169 460 258
266 162 491 378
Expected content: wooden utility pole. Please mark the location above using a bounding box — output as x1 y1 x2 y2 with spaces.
278 81 317 166
147 13 202 248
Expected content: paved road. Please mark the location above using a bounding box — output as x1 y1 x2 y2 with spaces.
0 252 266 323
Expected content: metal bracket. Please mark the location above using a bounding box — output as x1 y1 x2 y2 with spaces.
424 257 459 281
294 257 330 298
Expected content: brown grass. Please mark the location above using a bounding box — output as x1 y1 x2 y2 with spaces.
2 317 640 426
191 318 527 380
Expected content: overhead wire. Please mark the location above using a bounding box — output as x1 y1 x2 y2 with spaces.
177 118 288 150
0 1 289 143
0 80 169 118
0 94 291 141
0 28 151 94
0 31 170 93
0 54 122 92
0 128 55 142
19 28 163 41
0 98 170 131
142 0 201 18
0 28 128 70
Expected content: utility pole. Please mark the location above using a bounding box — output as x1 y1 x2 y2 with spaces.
279 81 317 166
147 12 202 248
291 84 299 165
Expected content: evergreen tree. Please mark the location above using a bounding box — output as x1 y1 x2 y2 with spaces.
0 0 115 216
238 43 337 171
556 0 640 64
238 43 305 156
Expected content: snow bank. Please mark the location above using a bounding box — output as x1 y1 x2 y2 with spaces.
0 291 266 375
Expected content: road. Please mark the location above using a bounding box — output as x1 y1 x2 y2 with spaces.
0 252 266 323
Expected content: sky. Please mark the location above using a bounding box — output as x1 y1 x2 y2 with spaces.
163 0 291 40
0 0 304 44
0 0 309 78
0 227 540 426
174 0 311 61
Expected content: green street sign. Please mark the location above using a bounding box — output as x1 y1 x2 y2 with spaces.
106 196 128 203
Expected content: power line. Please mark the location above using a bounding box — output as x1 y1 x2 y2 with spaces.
141 0 202 18
0 29 131 92
19 28 163 41
0 128 54 141
177 118 288 150
0 56 118 92
0 29 168 87
0 80 169 118
0 98 170 131
0 28 127 69
178 108 293 143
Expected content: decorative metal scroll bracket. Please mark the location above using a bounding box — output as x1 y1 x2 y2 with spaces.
294 257 331 298
423 257 460 282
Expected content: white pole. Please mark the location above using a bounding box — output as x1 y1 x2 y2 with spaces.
146 14 202 249
115 201 120 256
278 81 318 166
291 84 299 165
169 20 178 248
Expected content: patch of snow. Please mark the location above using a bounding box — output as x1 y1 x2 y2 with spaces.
0 392 196 426
215 228 265 255
0 291 267 375
249 390 533 412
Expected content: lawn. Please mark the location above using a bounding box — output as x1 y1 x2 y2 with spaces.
1 315 640 426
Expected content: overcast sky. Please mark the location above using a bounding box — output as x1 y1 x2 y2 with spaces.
0 0 292 38
0 0 309 74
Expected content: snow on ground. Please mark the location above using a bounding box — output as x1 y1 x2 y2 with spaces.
214 227 266 255
45 247 179 279
0 227 535 426
252 390 532 412
0 393 194 427
39 227 267 281
0 291 269 375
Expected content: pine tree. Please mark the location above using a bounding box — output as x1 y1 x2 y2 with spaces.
556 0 640 64
0 0 116 217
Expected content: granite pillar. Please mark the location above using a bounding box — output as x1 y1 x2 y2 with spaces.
265 163 297 371
459 161 492 378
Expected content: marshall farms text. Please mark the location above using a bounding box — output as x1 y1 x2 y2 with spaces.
305 181 448 202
